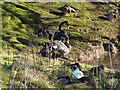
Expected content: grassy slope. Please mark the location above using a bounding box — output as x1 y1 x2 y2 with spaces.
2 2 119 57
1 2 120 89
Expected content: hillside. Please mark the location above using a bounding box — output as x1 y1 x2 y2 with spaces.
1 2 120 89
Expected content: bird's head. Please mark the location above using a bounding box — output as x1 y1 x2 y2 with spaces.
64 21 70 29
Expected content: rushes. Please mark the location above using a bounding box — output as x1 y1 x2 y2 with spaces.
108 43 115 89
93 43 120 89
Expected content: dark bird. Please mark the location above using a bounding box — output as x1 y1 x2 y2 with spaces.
59 4 79 14
40 21 71 59
57 76 71 84
67 62 82 71
52 40 71 56
105 12 116 21
44 29 56 40
40 40 71 59
53 21 70 44
41 25 56 41
89 65 105 76
39 42 51 57
104 10 119 21
42 21 70 43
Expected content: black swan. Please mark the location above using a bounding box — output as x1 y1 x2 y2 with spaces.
63 4 79 13
40 40 71 59
40 21 71 59
58 4 79 14
53 21 70 43
42 21 70 42
104 10 119 21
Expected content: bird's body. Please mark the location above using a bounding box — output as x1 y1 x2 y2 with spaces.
105 12 116 21
104 10 119 21
53 21 69 42
60 4 79 14
40 21 71 59
52 40 71 55
42 21 69 43
40 40 71 59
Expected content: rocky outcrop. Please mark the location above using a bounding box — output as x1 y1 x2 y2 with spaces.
73 42 118 62
79 45 104 62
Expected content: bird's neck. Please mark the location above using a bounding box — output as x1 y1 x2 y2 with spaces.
59 22 67 31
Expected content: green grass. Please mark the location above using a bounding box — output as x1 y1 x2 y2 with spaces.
1 2 120 89
1 66 9 88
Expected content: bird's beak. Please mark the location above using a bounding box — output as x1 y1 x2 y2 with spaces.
67 24 70 29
